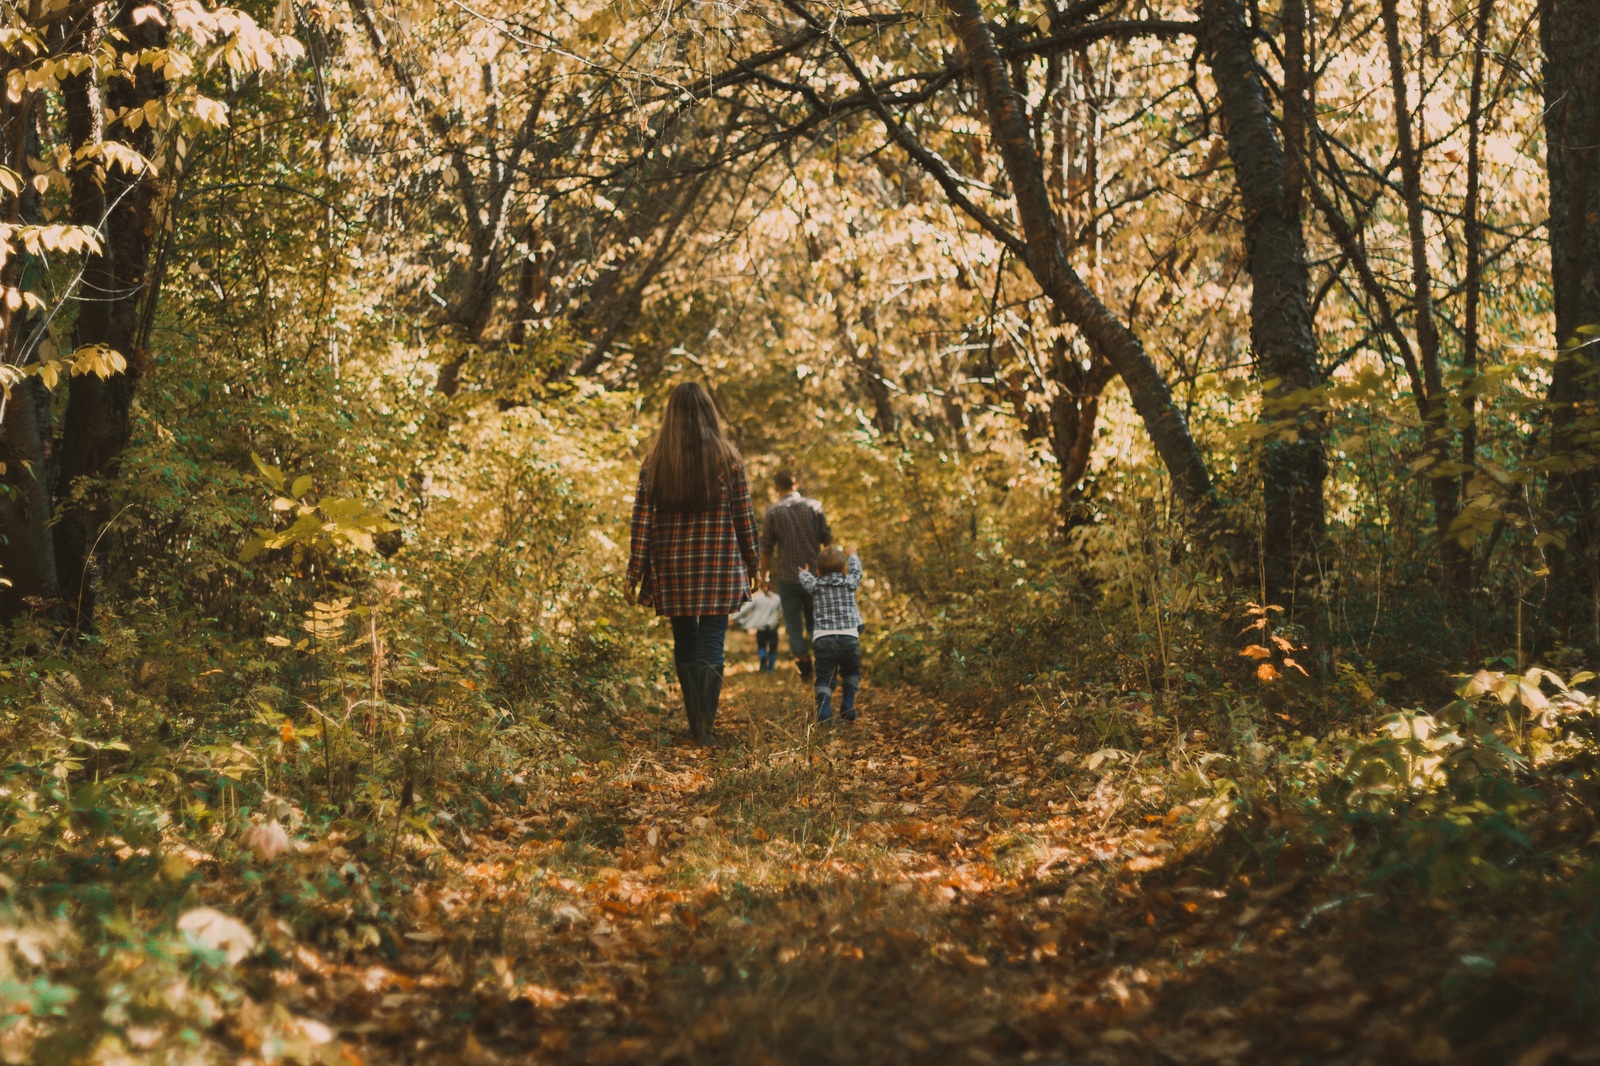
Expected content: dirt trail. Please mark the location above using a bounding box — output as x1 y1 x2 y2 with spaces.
297 656 1552 1066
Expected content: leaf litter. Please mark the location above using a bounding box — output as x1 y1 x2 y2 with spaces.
204 666 1599 1065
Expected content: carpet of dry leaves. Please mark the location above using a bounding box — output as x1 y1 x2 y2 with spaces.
251 658 1598 1066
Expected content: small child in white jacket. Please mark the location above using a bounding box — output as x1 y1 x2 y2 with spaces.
731 587 782 672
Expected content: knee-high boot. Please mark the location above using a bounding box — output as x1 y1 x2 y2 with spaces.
698 663 724 739
676 663 703 741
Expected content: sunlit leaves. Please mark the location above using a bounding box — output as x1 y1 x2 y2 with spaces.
251 452 287 493
240 457 400 563
0 343 128 399
189 93 229 127
301 596 351 640
171 0 306 68
0 223 102 260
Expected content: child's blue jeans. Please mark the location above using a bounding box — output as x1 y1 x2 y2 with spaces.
811 634 860 720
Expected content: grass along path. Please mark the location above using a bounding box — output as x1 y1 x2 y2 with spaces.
278 654 1592 1066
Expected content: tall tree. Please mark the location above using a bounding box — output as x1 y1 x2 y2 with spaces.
0 8 62 617
927 0 1220 526
1540 0 1600 644
1380 0 1471 595
1201 0 1326 606
0 1 299 629
54 0 169 630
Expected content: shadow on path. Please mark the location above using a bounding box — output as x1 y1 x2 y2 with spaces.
330 653 1595 1066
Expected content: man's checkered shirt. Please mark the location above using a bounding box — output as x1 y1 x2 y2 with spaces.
761 492 833 584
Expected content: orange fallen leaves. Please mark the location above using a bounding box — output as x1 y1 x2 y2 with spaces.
185 673 1591 1066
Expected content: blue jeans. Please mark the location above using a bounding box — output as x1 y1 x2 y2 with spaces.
670 615 729 668
774 580 814 658
812 634 861 720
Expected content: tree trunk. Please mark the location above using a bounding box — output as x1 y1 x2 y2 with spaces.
54 1 167 633
1380 0 1471 595
1201 0 1326 605
841 299 898 437
938 352 971 454
351 4 545 398
0 379 63 619
0 26 60 622
1461 0 1494 491
571 168 713 378
507 221 548 350
942 0 1219 528
1049 337 1114 528
1540 0 1600 645
855 350 899 437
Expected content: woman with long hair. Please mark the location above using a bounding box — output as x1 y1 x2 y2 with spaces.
626 382 759 744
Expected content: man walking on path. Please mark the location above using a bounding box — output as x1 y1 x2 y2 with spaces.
760 471 832 681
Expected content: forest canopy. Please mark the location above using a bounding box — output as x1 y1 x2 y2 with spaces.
1 0 1598 1061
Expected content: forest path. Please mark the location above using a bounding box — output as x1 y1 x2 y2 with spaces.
333 653 1474 1066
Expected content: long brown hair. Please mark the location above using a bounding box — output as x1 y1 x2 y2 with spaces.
642 382 741 512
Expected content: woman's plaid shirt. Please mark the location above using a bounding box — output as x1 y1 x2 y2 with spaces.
628 463 760 617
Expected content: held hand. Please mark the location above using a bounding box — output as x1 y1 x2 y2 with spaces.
748 573 759 593
624 582 638 606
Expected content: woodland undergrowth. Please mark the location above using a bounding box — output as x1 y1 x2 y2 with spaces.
2 433 1599 1064
4 0 1600 1059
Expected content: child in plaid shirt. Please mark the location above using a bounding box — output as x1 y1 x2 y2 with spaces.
797 546 863 722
